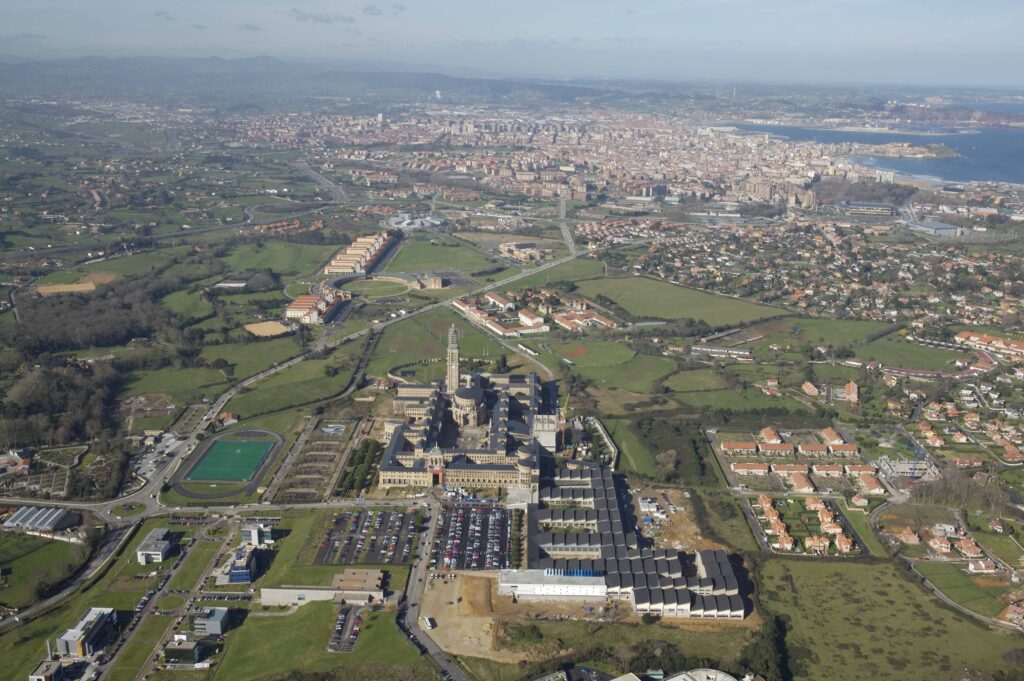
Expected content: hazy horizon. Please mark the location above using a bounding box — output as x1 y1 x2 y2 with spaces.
4 0 1024 89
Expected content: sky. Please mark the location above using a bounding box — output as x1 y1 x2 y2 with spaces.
3 0 1024 88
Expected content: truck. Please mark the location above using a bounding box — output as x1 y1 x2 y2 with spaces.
421 616 436 630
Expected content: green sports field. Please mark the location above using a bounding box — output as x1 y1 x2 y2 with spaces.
186 439 274 481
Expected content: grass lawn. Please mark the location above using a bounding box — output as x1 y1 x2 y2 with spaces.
105 615 172 681
577 277 777 325
759 559 1022 680
199 337 301 380
915 562 1008 618
212 604 428 681
854 337 972 371
512 256 605 289
122 366 230 405
111 503 146 518
664 368 729 392
161 289 214 320
837 500 887 557
674 387 810 413
0 534 89 609
167 540 220 591
603 418 656 477
385 234 506 276
579 354 676 394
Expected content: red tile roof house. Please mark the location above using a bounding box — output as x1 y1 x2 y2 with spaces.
859 473 885 495
803 496 825 511
788 473 816 493
829 443 860 457
820 427 845 445
799 443 830 458
956 538 984 559
928 535 953 554
760 426 783 444
761 443 796 457
835 534 854 554
805 535 831 553
731 462 770 476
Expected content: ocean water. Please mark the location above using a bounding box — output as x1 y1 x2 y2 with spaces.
737 124 1024 185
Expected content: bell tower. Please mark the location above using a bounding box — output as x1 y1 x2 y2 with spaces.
446 324 460 391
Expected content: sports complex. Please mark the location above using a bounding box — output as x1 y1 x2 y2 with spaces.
183 430 282 486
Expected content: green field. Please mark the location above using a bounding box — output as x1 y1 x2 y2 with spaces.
0 534 89 609
187 439 274 481
854 337 972 371
123 366 231 405
161 289 214 320
577 277 777 325
220 241 337 275
199 337 300 379
342 279 411 297
603 418 656 477
224 344 357 417
367 308 510 379
167 540 220 591
386 234 505 275
746 317 892 354
674 387 809 413
915 562 1009 618
105 614 172 681
664 368 729 392
212 604 430 681
760 559 1022 679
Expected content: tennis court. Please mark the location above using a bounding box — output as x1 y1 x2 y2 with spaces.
186 439 275 481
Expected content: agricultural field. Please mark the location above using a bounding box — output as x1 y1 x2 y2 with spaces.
0 534 89 609
576 277 777 325
760 559 1024 680
915 562 1012 618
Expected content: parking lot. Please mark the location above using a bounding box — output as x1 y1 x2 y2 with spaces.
430 504 511 571
327 606 364 653
314 510 418 565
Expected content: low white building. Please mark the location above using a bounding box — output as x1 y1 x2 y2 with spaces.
497 569 607 601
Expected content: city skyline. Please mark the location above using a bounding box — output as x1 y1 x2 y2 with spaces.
4 0 1024 88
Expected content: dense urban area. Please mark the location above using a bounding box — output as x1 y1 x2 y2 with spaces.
2 57 1024 681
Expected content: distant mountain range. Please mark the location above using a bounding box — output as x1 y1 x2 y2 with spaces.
0 56 608 109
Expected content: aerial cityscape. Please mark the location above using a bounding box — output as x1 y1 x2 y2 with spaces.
2 3 1024 681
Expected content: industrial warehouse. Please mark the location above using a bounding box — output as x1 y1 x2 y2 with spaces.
498 467 745 620
378 325 556 493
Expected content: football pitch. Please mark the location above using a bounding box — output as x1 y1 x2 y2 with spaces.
186 439 275 481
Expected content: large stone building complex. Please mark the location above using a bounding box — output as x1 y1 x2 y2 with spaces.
379 325 556 494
